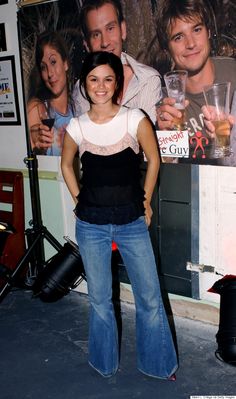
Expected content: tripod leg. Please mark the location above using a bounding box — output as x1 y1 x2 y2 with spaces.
42 227 63 252
0 232 45 303
24 227 63 286
25 228 45 284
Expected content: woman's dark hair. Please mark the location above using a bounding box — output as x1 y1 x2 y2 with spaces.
79 51 124 104
28 31 71 102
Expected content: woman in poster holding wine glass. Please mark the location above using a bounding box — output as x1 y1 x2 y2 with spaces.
27 31 75 156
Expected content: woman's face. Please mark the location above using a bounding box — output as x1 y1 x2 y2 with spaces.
40 44 68 98
85 64 117 105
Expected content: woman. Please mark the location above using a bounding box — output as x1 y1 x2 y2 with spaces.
27 31 74 156
61 51 178 379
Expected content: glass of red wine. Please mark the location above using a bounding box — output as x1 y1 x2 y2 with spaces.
41 100 55 129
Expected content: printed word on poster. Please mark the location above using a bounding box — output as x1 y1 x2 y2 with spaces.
156 130 189 158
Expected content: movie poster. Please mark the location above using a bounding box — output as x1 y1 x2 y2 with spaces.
20 0 236 165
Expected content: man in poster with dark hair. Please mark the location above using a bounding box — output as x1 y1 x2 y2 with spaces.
155 0 236 164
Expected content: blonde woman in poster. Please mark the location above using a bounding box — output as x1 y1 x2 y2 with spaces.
27 31 74 156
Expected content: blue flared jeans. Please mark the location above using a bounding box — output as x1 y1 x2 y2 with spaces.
76 216 178 378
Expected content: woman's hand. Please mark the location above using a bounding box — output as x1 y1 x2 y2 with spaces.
144 199 153 226
28 99 54 151
30 123 54 150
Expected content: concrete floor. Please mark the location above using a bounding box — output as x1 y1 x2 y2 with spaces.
0 288 236 399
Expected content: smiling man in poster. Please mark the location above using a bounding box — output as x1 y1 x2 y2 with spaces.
155 0 236 165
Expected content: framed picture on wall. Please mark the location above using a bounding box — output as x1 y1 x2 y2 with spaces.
0 0 8 5
0 55 21 125
0 23 7 52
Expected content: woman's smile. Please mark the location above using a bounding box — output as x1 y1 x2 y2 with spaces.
86 64 116 104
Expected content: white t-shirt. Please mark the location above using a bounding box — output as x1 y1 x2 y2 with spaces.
66 106 145 153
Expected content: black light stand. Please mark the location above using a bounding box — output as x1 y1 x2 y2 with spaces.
0 4 63 303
